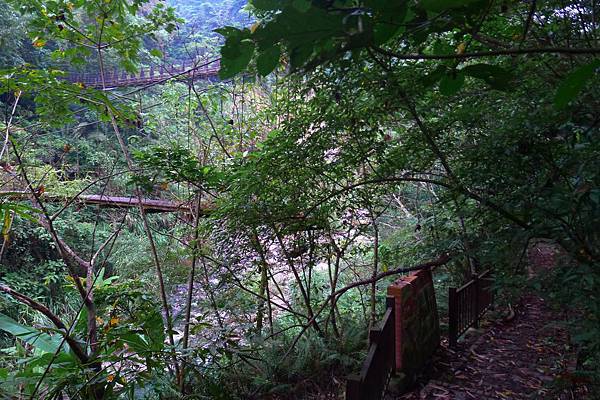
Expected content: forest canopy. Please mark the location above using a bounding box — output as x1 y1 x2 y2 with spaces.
0 0 598 399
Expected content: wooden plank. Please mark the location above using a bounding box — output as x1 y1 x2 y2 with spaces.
345 304 395 399
345 376 362 400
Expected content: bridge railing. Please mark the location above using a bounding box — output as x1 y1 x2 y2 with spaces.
345 297 396 400
448 269 493 348
66 59 220 88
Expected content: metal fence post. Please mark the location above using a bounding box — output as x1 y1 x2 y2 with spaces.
473 273 480 329
448 287 457 348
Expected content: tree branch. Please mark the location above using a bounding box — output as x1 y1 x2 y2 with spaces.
0 284 89 364
372 45 600 60
278 253 451 363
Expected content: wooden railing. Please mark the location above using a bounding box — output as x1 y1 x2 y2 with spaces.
346 297 396 400
448 269 493 348
66 58 220 89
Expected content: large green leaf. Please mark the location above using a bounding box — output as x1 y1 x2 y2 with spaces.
439 71 465 95
119 332 151 353
373 23 400 45
371 0 408 45
421 0 482 13
219 38 255 79
291 0 311 13
257 45 281 76
251 0 281 11
373 12 406 46
290 44 314 70
554 59 600 109
462 63 513 90
214 26 244 38
26 351 78 370
216 27 256 79
143 310 165 351
0 313 61 353
421 65 446 88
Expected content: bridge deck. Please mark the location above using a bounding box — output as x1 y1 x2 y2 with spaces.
1 192 211 214
78 194 193 213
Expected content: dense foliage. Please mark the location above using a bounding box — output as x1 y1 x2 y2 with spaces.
0 0 598 399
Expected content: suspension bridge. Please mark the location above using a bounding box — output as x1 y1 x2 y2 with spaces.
66 58 221 89
0 191 213 215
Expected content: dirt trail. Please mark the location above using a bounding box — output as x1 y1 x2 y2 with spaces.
395 295 588 400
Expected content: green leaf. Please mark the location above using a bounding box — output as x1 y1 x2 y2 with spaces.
373 23 405 46
257 45 281 76
8 203 42 222
421 65 445 88
290 44 314 70
2 209 12 240
149 49 163 58
144 310 165 350
462 63 513 90
119 332 150 353
291 0 311 13
215 26 242 37
251 0 280 11
73 307 88 337
371 1 407 45
421 0 480 13
554 60 600 109
219 38 255 79
0 313 60 353
439 71 465 95
27 351 77 370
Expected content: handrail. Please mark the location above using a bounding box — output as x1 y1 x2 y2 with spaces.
346 297 396 400
448 269 493 348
